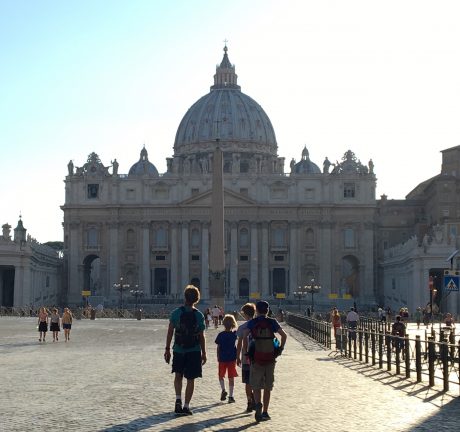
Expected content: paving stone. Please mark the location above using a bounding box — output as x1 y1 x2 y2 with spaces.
1 317 458 431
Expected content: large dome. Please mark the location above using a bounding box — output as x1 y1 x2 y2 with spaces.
173 46 277 158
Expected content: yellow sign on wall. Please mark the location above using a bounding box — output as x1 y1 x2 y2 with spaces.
81 290 91 297
275 293 286 299
328 293 338 299
343 294 352 299
250 292 261 299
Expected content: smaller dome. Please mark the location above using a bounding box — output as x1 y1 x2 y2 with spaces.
293 146 321 174
129 147 159 176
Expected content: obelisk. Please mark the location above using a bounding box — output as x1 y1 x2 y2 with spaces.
208 146 225 309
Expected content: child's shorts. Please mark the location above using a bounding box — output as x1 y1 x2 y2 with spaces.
218 361 238 379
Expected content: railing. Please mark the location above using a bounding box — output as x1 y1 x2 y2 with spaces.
285 313 332 349
286 312 460 394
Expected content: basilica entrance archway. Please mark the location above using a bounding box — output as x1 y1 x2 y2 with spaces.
83 255 100 295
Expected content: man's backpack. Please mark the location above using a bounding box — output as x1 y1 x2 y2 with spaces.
175 307 200 349
249 317 277 365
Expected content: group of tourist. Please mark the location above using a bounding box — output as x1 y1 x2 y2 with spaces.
36 306 73 342
164 285 287 422
204 305 224 329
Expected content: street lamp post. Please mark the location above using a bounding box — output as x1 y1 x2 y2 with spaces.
293 286 308 312
305 279 321 313
113 277 130 311
130 286 144 310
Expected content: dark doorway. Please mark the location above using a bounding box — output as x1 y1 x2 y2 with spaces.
83 255 100 294
190 277 201 289
239 278 249 298
154 268 168 295
1 267 15 307
272 268 286 295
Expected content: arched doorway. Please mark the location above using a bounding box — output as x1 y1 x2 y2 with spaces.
342 255 360 297
239 278 249 298
83 255 101 295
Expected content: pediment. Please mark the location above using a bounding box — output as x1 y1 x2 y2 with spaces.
181 188 257 206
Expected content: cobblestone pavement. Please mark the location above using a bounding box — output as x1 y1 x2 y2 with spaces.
1 317 459 432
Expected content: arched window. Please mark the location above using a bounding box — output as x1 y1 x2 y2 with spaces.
306 228 314 247
239 228 249 248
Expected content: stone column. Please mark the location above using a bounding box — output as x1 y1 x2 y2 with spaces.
108 222 119 302
230 222 238 299
289 222 298 297
320 221 333 296
201 223 209 299
69 222 81 305
141 222 151 295
170 222 179 297
13 265 23 307
181 222 189 289
362 221 375 304
250 222 259 295
261 222 269 297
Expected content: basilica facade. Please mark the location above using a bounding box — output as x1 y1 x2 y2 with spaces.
62 47 377 308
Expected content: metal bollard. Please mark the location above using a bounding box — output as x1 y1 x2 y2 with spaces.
359 330 363 362
364 331 369 363
395 336 401 375
405 335 410 378
428 337 435 387
371 331 376 366
441 339 449 392
415 335 422 383
386 333 392 371
378 332 383 369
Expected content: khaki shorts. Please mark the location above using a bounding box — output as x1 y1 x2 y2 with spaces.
249 361 276 390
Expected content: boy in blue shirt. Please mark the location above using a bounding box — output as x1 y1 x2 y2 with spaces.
215 314 238 402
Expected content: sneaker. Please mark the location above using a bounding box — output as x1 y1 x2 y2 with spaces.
220 390 228 401
228 396 235 403
246 400 254 413
254 403 263 422
174 400 183 415
182 406 193 415
261 412 271 421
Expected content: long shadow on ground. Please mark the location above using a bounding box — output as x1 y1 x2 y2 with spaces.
98 403 255 432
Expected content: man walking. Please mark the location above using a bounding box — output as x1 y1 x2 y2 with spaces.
164 285 207 415
242 301 287 422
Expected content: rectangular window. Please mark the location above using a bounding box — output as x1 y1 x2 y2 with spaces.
191 255 200 261
343 183 355 198
274 255 284 261
240 255 249 261
156 255 166 261
305 188 314 200
87 184 99 199
126 189 135 200
344 228 355 248
191 188 199 195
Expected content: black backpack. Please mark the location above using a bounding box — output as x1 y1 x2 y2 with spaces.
175 307 200 349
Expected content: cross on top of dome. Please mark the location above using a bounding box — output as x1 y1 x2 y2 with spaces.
211 44 240 90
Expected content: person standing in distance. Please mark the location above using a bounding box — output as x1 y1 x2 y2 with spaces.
164 285 207 415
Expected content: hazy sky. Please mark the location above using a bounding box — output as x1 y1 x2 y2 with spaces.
1 0 460 243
